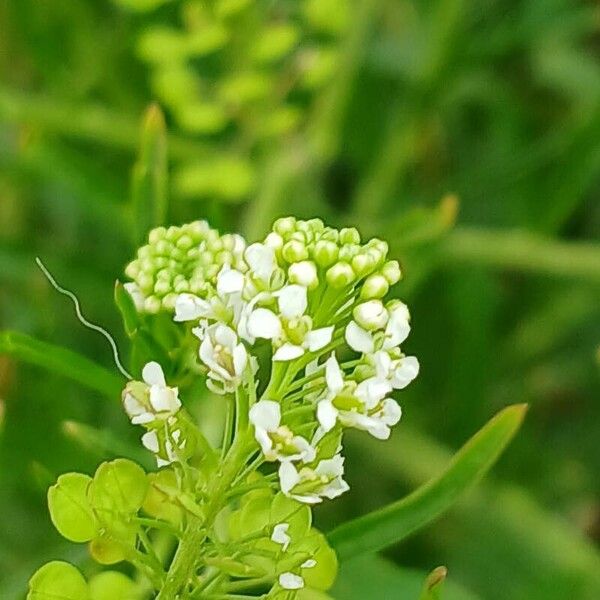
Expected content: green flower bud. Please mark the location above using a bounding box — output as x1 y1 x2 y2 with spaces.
338 243 360 262
176 234 193 250
154 239 172 256
137 245 152 260
165 225 180 241
326 261 355 288
319 227 339 242
162 293 178 309
381 259 402 285
353 300 388 330
288 260 318 288
282 239 308 263
351 253 376 277
313 240 339 267
306 217 325 232
154 279 171 297
273 216 296 236
339 227 360 245
189 220 210 241
360 274 389 299
137 273 154 294
264 231 284 249
148 226 167 244
144 296 162 313
124 260 140 279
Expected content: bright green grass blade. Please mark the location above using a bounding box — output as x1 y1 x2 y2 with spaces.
131 104 168 245
332 555 480 600
328 404 527 560
0 331 122 398
419 567 447 600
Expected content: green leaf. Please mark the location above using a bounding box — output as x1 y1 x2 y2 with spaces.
88 571 138 600
328 404 527 560
0 331 123 398
131 104 168 245
419 567 447 600
48 473 98 543
27 561 89 600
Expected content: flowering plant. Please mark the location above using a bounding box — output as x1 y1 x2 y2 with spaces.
26 216 523 600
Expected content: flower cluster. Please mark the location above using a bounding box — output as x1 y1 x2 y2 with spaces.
124 216 419 505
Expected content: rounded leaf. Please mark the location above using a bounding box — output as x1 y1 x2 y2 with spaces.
88 571 138 600
142 469 182 526
48 473 97 542
297 530 338 591
89 459 148 517
27 561 89 600
89 533 131 565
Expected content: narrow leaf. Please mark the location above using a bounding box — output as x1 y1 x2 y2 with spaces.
0 330 122 397
419 567 447 600
132 103 168 245
328 404 527 560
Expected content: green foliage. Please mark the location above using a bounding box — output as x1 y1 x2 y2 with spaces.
328 404 526 560
27 561 88 600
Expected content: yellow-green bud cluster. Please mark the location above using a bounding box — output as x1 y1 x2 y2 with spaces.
268 216 401 295
124 221 246 313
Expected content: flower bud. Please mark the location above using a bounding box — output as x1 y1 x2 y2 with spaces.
386 299 410 323
353 300 388 331
154 279 171 297
351 253 375 277
176 234 193 250
125 260 140 279
381 260 402 285
360 274 389 300
288 261 318 289
189 220 210 241
338 244 360 262
326 262 355 288
339 227 360 245
273 216 296 236
264 231 284 249
144 295 162 314
313 240 339 267
282 239 308 263
148 226 167 244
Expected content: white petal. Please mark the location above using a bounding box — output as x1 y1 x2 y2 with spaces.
247 308 282 340
124 282 145 311
305 326 334 352
301 559 317 569
355 377 392 408
373 350 392 379
123 392 146 417
279 573 304 590
317 399 338 432
149 387 174 412
271 523 291 551
315 454 345 479
273 343 305 361
278 461 301 495
232 343 248 377
141 430 159 453
392 356 420 389
277 285 307 319
217 267 245 296
325 353 344 393
381 398 402 426
249 400 281 431
245 243 276 282
174 293 210 322
142 361 166 387
214 324 238 349
131 412 154 425
345 321 374 354
291 436 317 463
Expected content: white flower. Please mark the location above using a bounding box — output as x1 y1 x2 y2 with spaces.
122 362 181 425
196 324 248 394
249 400 316 463
345 301 411 354
216 266 245 296
245 242 277 283
278 454 349 504
374 351 420 390
316 355 400 439
270 285 334 361
271 523 291 551
279 572 304 590
141 421 186 467
174 293 211 322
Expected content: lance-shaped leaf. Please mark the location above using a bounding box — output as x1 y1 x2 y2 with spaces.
0 330 122 397
131 103 168 245
328 404 527 560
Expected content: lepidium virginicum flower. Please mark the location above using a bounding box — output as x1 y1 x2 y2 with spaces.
29 216 418 600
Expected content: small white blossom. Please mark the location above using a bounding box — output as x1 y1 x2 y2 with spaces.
174 293 211 322
196 324 248 394
279 572 304 590
122 362 181 425
278 454 349 504
249 400 316 462
271 523 291 551
374 351 420 390
245 242 277 284
141 421 186 467
353 300 388 331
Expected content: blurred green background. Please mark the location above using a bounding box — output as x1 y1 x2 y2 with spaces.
1 0 599 598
